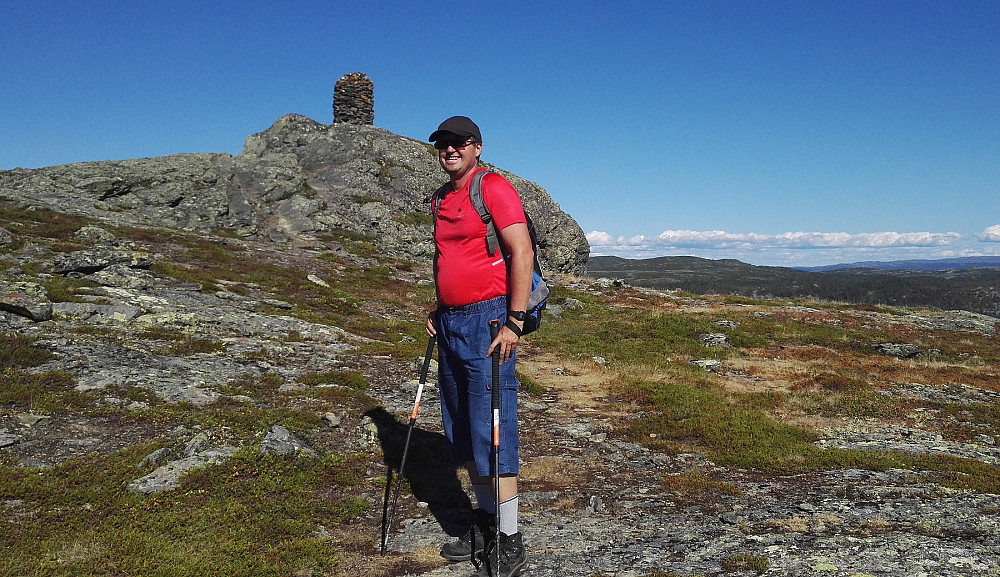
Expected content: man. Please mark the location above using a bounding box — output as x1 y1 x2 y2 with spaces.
425 116 532 577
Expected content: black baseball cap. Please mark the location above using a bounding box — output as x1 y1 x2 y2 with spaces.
429 116 482 143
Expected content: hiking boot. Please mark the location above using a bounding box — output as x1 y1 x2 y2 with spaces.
476 531 528 577
440 509 493 562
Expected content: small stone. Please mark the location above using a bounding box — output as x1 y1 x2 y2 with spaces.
138 448 173 468
689 359 722 372
15 414 48 428
260 425 317 456
307 274 330 288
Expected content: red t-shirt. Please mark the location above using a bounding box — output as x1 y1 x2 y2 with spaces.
434 168 527 307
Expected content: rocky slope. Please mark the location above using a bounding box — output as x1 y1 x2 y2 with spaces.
1 114 590 276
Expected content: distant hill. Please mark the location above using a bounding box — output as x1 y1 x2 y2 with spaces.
587 255 1000 317
797 256 1000 272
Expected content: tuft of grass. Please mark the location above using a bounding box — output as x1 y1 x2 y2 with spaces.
163 336 225 356
661 468 743 504
0 368 92 413
516 371 546 397
721 552 770 572
0 332 55 368
217 372 285 400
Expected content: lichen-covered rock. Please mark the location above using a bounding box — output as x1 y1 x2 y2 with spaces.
0 280 52 321
51 247 153 274
126 446 237 494
259 425 317 456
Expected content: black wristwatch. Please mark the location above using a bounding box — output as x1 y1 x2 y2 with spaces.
508 310 527 321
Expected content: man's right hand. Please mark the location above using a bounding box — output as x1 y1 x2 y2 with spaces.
425 309 438 337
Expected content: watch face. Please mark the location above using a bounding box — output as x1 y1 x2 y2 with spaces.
510 311 526 321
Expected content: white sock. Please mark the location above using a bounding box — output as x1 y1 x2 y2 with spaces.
498 495 518 535
472 482 495 514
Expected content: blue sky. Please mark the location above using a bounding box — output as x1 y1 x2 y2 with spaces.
2 1 998 267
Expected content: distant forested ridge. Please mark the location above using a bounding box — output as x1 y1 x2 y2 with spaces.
587 255 1000 317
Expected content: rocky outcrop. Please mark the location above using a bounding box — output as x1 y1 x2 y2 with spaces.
0 114 589 275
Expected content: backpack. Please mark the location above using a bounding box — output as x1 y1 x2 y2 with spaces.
433 170 549 334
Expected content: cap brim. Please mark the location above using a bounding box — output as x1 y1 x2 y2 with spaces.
429 129 476 142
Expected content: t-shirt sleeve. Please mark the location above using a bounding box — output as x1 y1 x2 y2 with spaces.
481 173 527 230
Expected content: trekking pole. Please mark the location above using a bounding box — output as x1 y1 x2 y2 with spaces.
380 335 436 556
488 319 502 572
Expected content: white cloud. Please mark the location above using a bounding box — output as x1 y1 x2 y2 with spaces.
648 230 961 249
586 231 616 245
587 228 972 267
978 225 1000 242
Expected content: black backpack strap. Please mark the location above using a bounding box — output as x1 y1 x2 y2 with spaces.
468 170 501 257
431 183 448 223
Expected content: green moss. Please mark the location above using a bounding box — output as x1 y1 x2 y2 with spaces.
297 370 368 390
0 368 92 414
0 446 370 576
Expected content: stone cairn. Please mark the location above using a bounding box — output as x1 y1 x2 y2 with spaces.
333 72 374 125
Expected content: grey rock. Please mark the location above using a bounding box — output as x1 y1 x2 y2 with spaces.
126 446 237 494
259 425 316 456
183 432 212 457
73 225 117 244
89 264 156 289
51 247 152 275
875 342 922 359
15 414 49 427
0 227 13 246
52 302 142 322
0 281 53 321
699 333 729 346
138 447 173 467
690 359 722 372
358 416 380 450
0 432 19 448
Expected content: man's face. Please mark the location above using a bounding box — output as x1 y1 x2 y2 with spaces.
436 136 482 179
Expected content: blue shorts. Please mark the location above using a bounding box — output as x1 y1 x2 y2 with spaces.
436 296 520 477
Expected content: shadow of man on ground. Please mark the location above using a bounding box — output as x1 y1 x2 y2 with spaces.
364 406 472 545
